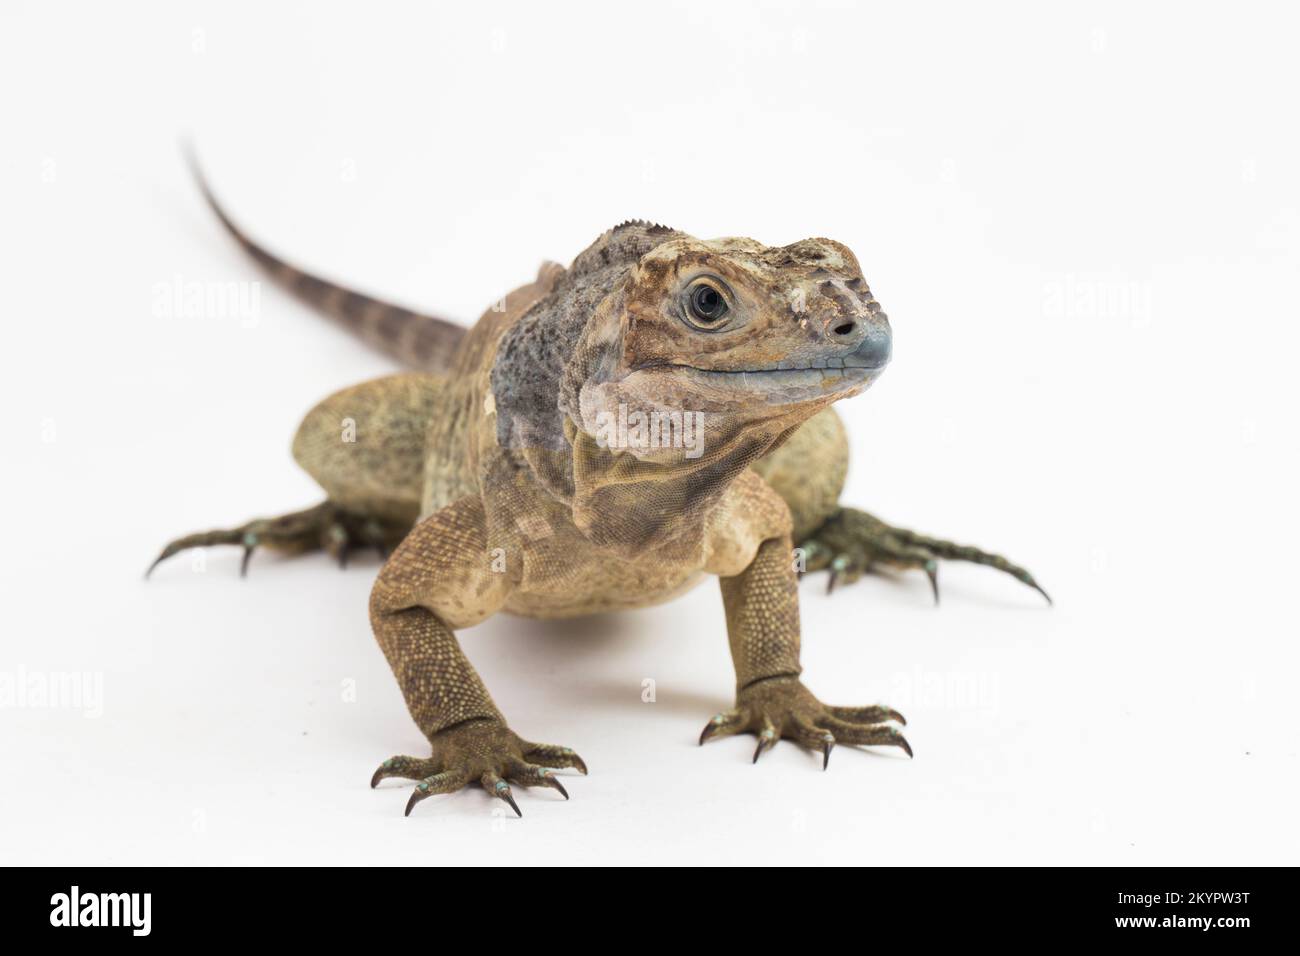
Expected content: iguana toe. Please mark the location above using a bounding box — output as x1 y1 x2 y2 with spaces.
519 743 588 775
480 772 522 817
403 770 470 816
370 754 440 789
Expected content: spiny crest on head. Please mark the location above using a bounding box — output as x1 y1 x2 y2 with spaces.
612 219 676 234
569 219 683 277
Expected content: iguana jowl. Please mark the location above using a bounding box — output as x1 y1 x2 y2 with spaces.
151 157 1049 817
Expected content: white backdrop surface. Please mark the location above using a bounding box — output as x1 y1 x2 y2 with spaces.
1 1 1296 865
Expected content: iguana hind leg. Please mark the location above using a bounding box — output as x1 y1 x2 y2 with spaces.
148 373 437 578
800 507 1051 604
147 501 409 577
755 408 1049 604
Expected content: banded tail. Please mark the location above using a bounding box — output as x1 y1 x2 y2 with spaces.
183 145 466 371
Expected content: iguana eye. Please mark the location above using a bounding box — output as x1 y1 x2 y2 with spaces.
683 279 731 330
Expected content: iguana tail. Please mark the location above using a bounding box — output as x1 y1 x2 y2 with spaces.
183 145 466 372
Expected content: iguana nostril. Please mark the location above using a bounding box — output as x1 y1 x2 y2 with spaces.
833 322 856 336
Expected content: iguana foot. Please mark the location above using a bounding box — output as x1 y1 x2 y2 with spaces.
799 506 1051 605
370 719 586 817
147 500 408 578
698 675 910 769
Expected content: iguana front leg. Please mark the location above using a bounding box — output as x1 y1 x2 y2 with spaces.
367 496 584 817
699 535 911 768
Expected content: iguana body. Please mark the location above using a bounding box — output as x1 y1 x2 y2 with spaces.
152 161 1048 816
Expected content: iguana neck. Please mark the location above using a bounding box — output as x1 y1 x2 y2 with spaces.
560 413 811 556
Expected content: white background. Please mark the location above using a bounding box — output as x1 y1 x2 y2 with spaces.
2 1 1297 866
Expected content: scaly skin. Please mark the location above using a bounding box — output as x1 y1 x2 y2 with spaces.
151 167 1050 817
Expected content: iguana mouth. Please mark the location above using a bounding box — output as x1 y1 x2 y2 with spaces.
659 329 891 379
659 363 885 403
671 357 887 375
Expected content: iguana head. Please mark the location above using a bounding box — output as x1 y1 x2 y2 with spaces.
564 232 891 460
489 224 891 549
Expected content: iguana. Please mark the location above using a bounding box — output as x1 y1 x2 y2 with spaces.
149 155 1049 817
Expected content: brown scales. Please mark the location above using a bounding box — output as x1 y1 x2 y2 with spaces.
149 158 1049 817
